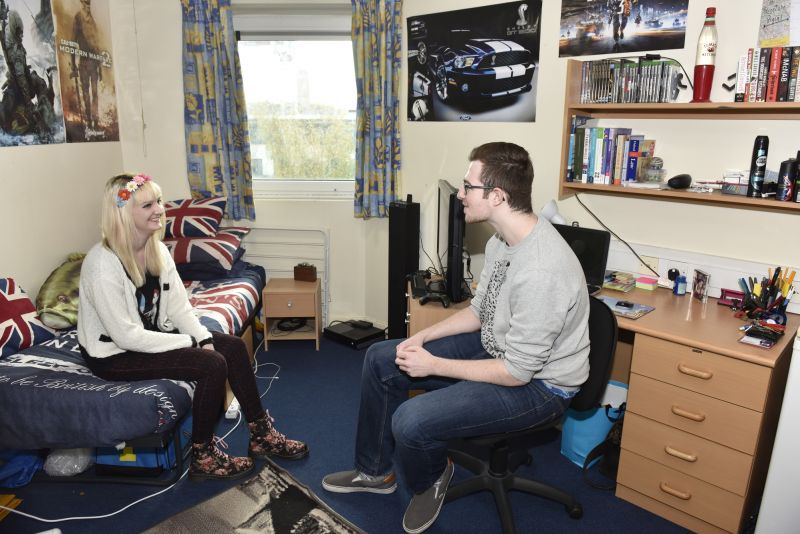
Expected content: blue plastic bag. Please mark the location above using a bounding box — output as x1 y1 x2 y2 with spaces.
560 381 627 468
0 449 44 487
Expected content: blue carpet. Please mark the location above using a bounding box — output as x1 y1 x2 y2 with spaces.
2 338 691 534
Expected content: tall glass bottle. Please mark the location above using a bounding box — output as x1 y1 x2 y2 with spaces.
692 7 718 103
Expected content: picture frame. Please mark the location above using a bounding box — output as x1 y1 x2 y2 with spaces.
692 269 710 303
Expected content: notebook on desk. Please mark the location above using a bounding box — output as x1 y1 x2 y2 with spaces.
553 223 611 296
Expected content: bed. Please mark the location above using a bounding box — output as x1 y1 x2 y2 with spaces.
0 266 265 451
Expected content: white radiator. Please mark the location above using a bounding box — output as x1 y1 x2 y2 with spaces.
240 226 330 327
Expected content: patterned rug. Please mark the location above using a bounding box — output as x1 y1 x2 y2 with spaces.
144 460 364 534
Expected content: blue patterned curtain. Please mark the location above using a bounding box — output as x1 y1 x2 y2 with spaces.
351 0 402 219
181 0 255 220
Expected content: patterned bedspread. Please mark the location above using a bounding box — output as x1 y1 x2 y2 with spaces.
0 268 265 450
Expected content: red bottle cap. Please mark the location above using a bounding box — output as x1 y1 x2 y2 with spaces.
706 7 716 16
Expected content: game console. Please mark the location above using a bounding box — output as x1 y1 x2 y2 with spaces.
323 321 386 349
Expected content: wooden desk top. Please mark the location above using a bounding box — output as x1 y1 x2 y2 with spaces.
600 287 799 368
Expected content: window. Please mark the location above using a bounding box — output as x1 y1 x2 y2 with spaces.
238 40 357 198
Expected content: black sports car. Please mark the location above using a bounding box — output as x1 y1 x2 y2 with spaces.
423 38 536 102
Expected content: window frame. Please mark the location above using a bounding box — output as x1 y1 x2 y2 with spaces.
234 5 355 200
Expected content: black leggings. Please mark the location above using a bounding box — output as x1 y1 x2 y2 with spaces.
83 331 265 443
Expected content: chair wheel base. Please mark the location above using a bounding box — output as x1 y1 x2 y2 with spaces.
567 504 583 519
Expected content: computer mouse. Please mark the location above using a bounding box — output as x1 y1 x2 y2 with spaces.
667 174 692 189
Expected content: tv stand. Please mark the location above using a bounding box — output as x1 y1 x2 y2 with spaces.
406 282 470 336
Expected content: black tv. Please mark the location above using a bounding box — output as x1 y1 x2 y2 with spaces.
436 179 470 303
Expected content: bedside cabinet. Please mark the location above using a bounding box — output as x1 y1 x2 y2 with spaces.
262 278 321 351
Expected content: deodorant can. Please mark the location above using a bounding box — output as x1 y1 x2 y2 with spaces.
776 158 796 201
747 135 769 198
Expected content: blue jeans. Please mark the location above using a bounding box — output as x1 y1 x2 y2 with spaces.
353 332 571 493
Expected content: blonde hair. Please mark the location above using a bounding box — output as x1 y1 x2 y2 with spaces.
100 174 165 287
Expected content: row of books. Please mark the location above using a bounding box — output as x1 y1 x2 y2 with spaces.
579 57 681 104
734 46 800 102
565 116 656 185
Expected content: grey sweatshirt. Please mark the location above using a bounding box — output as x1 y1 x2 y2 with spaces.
470 218 590 390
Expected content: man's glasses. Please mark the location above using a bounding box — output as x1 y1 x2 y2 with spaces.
462 183 495 193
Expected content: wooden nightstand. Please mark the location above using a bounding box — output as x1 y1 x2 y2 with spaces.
262 278 321 351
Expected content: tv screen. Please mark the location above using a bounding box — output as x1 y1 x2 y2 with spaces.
436 180 469 303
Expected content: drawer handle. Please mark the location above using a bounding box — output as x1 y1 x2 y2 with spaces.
660 482 692 500
671 405 706 422
287 301 293 308
677 363 713 380
664 445 698 462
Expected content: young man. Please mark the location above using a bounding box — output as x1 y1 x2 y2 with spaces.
322 142 590 533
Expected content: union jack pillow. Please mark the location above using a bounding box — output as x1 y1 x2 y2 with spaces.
0 278 55 358
163 229 245 271
163 197 227 238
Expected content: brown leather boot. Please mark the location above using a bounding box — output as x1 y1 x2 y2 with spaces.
249 412 309 460
189 438 254 481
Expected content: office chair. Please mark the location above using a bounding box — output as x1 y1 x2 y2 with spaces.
444 295 618 534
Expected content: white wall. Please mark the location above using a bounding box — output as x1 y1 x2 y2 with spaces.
401 0 800 281
49 0 795 326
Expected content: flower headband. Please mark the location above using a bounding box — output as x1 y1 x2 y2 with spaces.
116 174 152 208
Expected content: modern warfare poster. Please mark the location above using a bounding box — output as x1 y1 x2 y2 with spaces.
559 0 689 57
53 0 118 143
407 1 541 122
0 0 66 146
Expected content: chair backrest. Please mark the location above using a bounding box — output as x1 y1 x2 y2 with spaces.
569 295 618 412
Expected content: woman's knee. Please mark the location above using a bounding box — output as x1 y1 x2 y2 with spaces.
196 350 228 378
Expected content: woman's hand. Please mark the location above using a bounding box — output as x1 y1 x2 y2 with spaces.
395 345 437 378
201 343 215 352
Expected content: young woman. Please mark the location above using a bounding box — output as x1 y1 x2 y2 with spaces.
78 174 308 480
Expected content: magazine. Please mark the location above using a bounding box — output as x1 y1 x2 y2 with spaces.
597 295 656 320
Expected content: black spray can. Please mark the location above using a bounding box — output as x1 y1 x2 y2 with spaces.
776 158 796 201
747 135 769 197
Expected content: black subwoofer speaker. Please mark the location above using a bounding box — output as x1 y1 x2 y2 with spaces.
387 196 420 339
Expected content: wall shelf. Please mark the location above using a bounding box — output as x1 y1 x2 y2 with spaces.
558 59 800 211
562 183 800 213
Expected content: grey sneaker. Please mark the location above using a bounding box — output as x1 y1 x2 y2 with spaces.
322 469 397 494
402 459 454 534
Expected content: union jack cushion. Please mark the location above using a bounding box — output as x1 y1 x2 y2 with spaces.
163 229 245 271
163 197 227 238
0 278 55 358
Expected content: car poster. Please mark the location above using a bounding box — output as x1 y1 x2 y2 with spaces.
559 0 689 58
407 1 541 122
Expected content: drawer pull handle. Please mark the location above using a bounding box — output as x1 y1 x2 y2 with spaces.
660 482 691 500
287 301 293 308
664 446 697 462
671 405 706 422
677 364 713 380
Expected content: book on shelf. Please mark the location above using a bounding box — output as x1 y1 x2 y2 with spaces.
749 47 762 102
565 115 591 182
788 46 800 101
757 47 772 101
778 46 792 101
578 57 679 104
603 270 636 293
765 46 782 102
625 135 644 182
735 53 748 102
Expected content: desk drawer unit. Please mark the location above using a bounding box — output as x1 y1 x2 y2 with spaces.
264 292 316 318
618 450 743 533
618 333 780 534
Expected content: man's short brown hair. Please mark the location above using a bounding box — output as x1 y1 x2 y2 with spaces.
468 142 533 213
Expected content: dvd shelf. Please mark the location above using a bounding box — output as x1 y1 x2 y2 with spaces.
558 59 800 214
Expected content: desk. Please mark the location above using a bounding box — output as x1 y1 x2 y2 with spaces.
407 286 798 533
601 287 797 534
